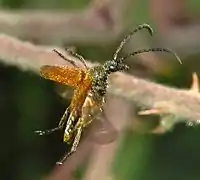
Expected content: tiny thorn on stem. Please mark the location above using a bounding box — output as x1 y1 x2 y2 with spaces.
190 72 199 92
138 108 162 115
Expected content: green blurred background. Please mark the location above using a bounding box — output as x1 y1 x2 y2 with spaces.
1 0 200 180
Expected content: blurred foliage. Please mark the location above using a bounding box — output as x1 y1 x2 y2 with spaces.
1 0 200 180
1 0 90 9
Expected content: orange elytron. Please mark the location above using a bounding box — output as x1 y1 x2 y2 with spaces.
35 24 182 164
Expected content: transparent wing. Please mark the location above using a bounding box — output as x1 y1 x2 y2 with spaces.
82 98 118 144
55 85 74 100
90 108 118 144
40 65 86 87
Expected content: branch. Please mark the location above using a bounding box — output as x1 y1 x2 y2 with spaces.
1 0 200 58
0 0 130 44
109 72 200 122
1 33 200 123
83 97 133 180
0 33 88 71
46 133 94 180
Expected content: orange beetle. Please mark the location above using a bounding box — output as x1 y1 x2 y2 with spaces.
35 24 182 164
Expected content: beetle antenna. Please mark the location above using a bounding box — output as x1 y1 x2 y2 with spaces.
113 24 153 60
119 48 182 64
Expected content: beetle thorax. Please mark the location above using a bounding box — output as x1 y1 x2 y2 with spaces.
89 66 109 101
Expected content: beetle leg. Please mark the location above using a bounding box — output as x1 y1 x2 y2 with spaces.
56 126 83 165
35 107 69 136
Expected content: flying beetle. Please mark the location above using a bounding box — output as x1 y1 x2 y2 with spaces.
35 24 182 164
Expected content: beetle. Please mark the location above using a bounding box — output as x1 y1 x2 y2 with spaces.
35 24 182 164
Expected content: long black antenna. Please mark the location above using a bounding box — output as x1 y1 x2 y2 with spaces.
113 24 153 60
119 48 182 64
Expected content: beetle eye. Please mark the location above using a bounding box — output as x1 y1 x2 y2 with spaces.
110 65 114 69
